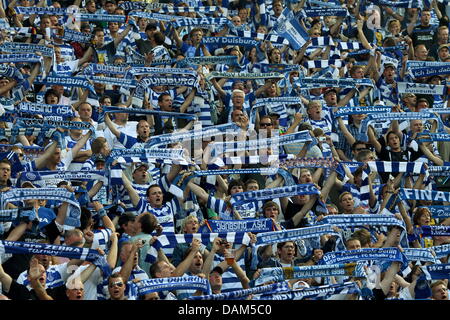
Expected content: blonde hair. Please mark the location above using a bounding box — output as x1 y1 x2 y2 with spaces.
181 215 199 233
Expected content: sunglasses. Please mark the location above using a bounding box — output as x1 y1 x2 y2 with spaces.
260 122 273 127
109 281 124 288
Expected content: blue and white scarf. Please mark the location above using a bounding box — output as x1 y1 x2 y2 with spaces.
98 105 197 123
54 28 92 43
157 6 219 13
415 225 450 237
321 248 408 266
201 36 260 48
308 0 344 8
305 59 344 69
118 2 147 10
209 130 312 157
303 7 348 17
189 281 290 300
202 219 275 233
397 82 446 96
416 132 450 142
429 163 450 176
422 264 450 280
172 17 229 27
332 105 391 119
431 244 450 259
19 170 106 185
146 122 240 148
409 64 450 79
14 6 74 15
358 112 444 142
337 42 363 51
0 240 111 276
317 214 406 230
0 53 43 65
15 117 93 131
136 74 198 87
398 188 450 203
255 224 342 247
255 263 366 286
106 148 190 166
170 167 279 198
211 154 297 168
177 56 239 68
128 11 177 22
127 67 197 77
74 13 126 23
403 248 437 264
144 232 251 263
421 206 450 219
15 102 75 119
228 30 289 45
256 282 361 300
294 77 373 89
34 75 95 93
360 161 427 201
87 76 138 89
367 0 423 8
0 42 54 57
205 71 281 81
0 188 81 229
231 183 320 207
134 276 211 296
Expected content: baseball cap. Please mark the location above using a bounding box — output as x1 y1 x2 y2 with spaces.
94 154 106 163
21 181 38 188
323 87 337 95
0 135 8 143
210 266 223 275
133 162 149 172
438 43 450 51
383 62 396 69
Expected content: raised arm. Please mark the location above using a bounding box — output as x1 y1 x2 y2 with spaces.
0 260 13 293
119 240 143 282
113 24 132 48
368 126 382 153
172 239 201 277
121 171 141 207
187 180 210 203
291 194 318 226
104 113 121 138
92 201 115 232
179 88 197 113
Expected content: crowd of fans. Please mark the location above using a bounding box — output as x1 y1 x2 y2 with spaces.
0 0 449 301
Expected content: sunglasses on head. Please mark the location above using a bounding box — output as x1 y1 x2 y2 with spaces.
109 281 124 288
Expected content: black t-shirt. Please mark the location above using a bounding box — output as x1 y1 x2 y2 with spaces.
94 42 117 64
283 200 316 229
411 24 437 48
6 280 68 300
135 39 153 56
